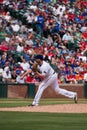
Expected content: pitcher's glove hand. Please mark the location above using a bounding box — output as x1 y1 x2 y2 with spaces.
32 62 38 73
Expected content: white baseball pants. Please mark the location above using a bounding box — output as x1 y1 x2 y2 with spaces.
32 73 77 105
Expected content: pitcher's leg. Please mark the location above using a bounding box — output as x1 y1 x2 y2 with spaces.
32 76 57 106
53 80 77 99
32 83 46 106
57 88 77 98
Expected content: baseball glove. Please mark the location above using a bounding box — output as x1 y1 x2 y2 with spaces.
32 62 38 73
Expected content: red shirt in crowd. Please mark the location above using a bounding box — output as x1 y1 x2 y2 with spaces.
82 32 87 39
67 13 75 21
25 75 37 83
0 45 9 51
81 1 87 7
79 40 87 51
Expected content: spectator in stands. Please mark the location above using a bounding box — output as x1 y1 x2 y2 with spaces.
16 70 25 83
16 42 24 53
0 54 7 68
0 28 8 42
11 70 17 83
19 56 30 71
2 66 11 83
81 29 87 41
36 12 45 36
75 70 84 84
25 73 37 83
4 11 12 22
62 30 73 48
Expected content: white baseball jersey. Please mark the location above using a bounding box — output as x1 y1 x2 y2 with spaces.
38 61 54 82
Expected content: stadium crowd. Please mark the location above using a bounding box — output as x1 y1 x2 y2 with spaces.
0 0 87 84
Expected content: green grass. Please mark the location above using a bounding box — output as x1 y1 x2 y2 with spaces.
0 98 87 108
0 98 87 130
0 112 87 130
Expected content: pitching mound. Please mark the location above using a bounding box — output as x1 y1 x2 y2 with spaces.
0 104 87 113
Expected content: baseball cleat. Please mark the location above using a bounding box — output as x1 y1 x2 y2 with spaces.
28 104 38 107
74 93 78 103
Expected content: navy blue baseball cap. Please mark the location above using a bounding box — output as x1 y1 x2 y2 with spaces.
34 54 43 60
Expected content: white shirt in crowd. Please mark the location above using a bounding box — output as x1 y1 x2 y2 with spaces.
2 70 11 79
0 68 3 76
62 32 72 41
16 44 24 53
11 23 20 32
20 62 30 71
16 75 25 83
29 5 37 11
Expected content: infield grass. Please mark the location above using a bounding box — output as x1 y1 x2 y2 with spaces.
0 98 87 107
0 112 87 130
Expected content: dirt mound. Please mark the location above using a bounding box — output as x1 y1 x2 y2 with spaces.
0 104 87 113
